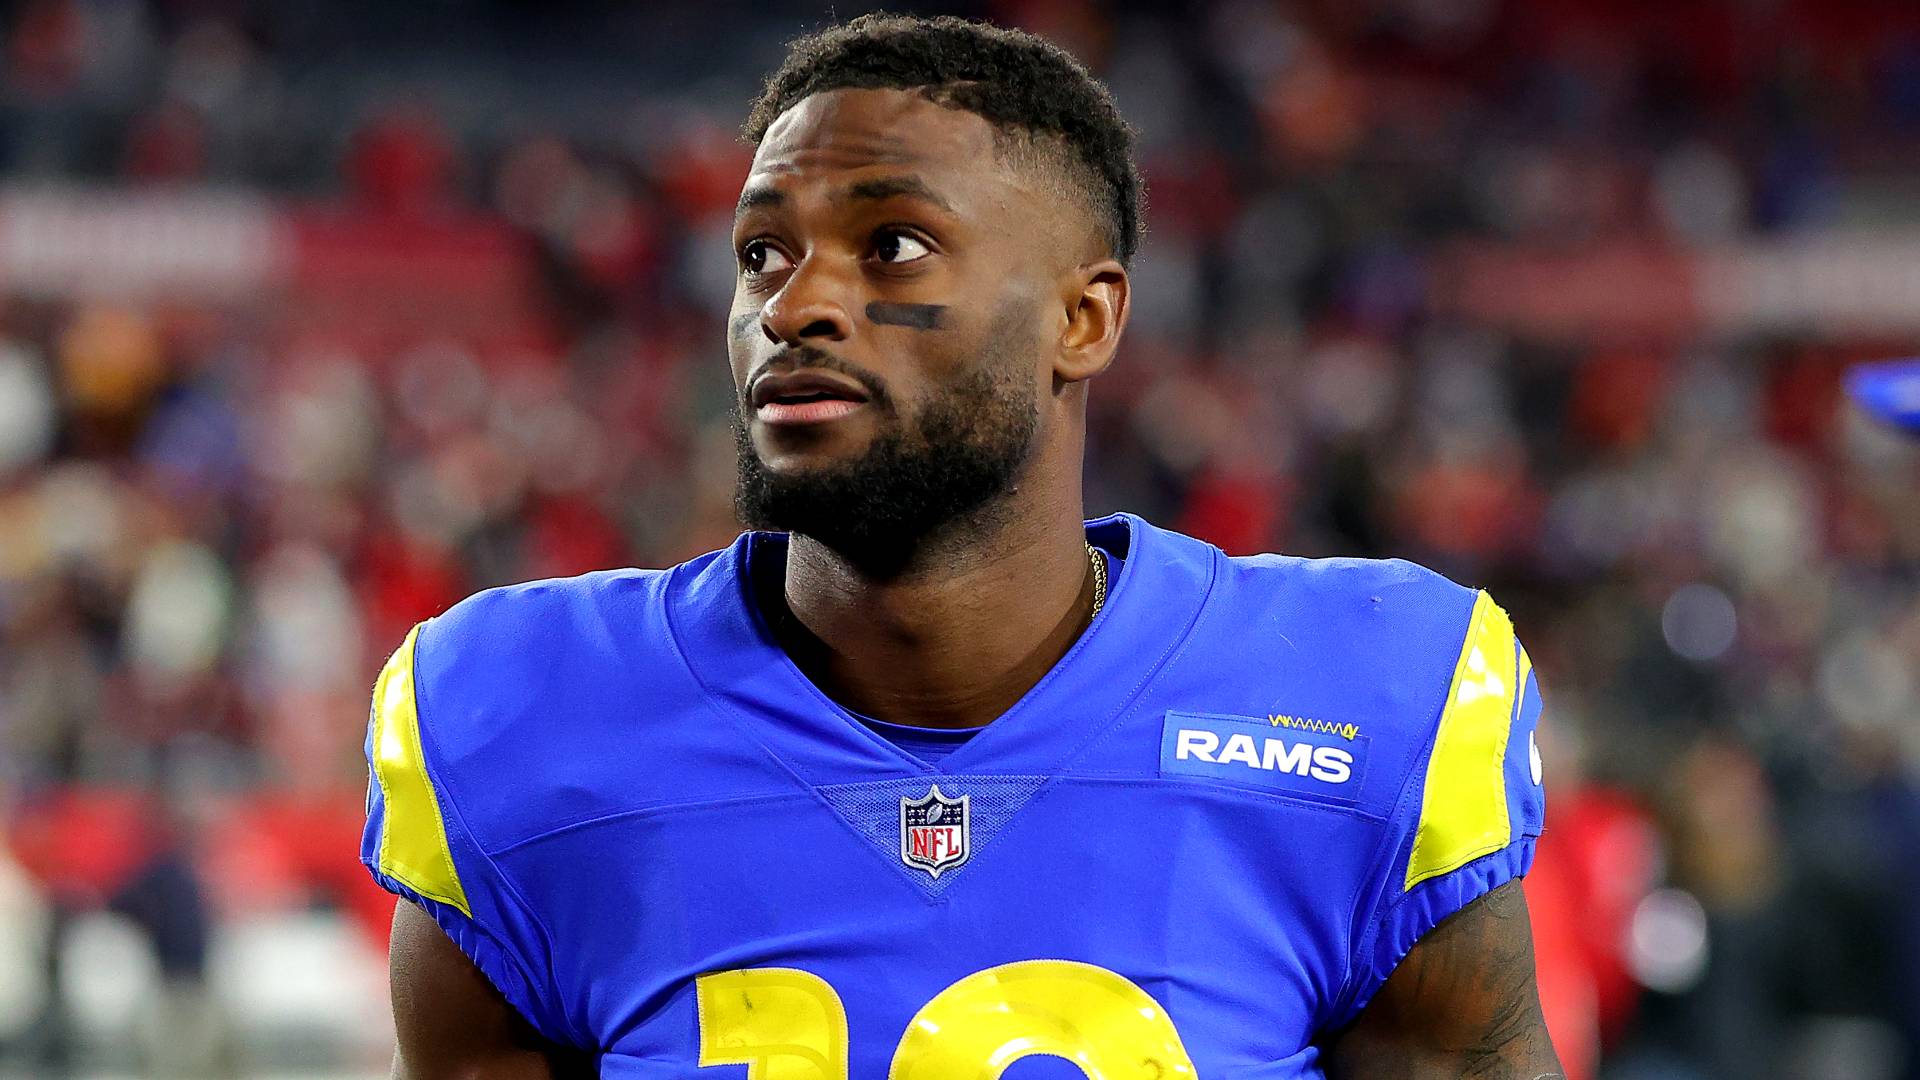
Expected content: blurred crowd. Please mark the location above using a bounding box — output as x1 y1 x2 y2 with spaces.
0 1 1918 1077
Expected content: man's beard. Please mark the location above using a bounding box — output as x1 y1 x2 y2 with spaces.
733 357 1038 578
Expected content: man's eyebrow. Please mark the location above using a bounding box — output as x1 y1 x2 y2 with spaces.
735 186 785 217
841 176 954 213
733 176 957 219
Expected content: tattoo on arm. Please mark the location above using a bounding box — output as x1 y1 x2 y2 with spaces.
1328 881 1566 1079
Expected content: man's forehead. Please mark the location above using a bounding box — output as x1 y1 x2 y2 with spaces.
749 87 1000 180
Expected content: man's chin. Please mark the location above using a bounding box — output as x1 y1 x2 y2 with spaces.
748 433 877 478
730 373 1036 573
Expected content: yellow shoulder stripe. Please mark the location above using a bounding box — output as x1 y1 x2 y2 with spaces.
1405 591 1518 891
370 623 471 915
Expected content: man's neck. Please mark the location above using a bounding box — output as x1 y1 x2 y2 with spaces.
760 499 1099 731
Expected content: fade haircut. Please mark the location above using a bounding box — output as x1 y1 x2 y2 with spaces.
744 13 1144 266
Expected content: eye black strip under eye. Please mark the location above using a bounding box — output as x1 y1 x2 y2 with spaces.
865 302 947 331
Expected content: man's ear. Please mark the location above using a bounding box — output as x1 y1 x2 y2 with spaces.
1055 258 1129 385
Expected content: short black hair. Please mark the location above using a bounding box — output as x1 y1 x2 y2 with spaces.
745 13 1143 266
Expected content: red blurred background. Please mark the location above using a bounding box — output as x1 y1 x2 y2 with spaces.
0 2 1916 1077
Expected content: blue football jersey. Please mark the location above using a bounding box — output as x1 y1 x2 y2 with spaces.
362 514 1546 1078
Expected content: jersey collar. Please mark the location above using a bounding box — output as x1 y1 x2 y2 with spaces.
666 513 1216 782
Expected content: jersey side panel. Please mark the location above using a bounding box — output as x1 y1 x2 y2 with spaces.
362 615 585 1047
1339 588 1549 1023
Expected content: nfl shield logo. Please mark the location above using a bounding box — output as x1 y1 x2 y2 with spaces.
900 785 970 879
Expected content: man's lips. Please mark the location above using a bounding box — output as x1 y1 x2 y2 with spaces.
756 398 867 425
748 369 872 426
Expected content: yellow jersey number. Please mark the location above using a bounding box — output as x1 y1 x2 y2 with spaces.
696 959 1198 1079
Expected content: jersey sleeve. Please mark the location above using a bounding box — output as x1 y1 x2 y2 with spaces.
360 621 583 1047
1340 589 1548 1019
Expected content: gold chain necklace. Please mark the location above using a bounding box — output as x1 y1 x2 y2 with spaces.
1086 541 1108 617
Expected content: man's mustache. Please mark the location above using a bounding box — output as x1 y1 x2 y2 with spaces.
742 347 893 411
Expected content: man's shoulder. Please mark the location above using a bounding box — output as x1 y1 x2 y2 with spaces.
418 545 735 691
1125 515 1477 633
1117 519 1489 741
427 565 672 658
1208 547 1483 668
1226 547 1475 600
395 553 743 850
1161 538 1546 1021
1155 541 1494 795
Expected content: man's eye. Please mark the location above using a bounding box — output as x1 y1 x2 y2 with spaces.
873 230 932 264
741 241 792 275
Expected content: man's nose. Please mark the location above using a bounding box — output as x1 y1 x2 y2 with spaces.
759 256 854 345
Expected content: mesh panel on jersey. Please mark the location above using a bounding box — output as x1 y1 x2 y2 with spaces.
816 775 1050 897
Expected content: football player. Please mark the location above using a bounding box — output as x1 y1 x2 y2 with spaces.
365 14 1563 1078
